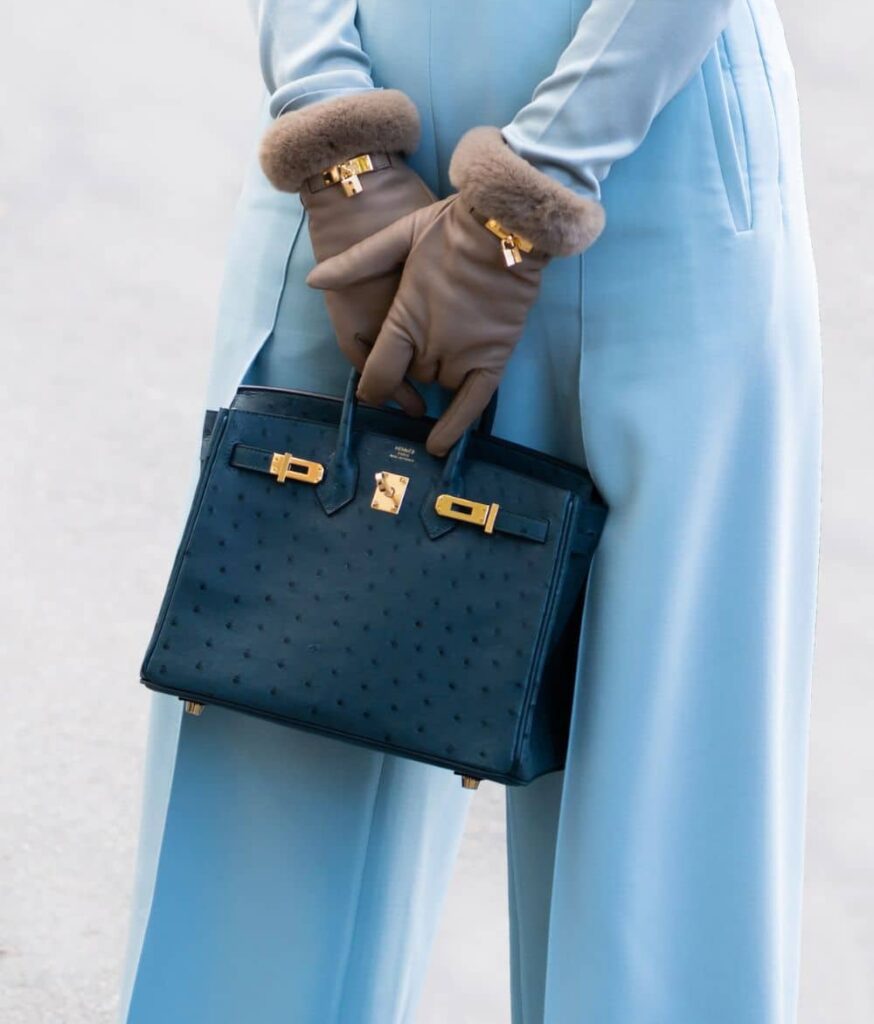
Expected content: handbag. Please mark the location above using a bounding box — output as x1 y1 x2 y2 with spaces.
140 369 606 787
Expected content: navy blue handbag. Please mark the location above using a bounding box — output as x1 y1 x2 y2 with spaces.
140 371 606 787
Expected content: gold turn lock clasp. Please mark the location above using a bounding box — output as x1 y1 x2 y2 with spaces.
434 494 500 534
322 154 375 197
269 452 325 485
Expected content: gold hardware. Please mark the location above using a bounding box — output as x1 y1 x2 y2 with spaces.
483 217 534 268
501 237 522 267
460 776 481 790
371 471 410 514
269 452 325 485
183 701 205 716
322 154 375 197
434 494 500 534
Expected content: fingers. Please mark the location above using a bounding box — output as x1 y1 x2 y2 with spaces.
426 368 501 456
356 318 417 408
306 214 416 291
341 333 425 417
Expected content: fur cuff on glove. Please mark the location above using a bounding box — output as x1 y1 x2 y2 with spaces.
259 90 421 193
449 126 605 257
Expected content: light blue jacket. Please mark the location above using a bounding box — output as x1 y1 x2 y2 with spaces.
253 0 734 197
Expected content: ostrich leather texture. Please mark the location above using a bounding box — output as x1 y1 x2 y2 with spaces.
140 379 606 785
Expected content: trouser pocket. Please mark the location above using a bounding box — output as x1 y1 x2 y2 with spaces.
701 37 753 232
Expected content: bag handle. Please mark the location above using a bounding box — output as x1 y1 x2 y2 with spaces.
316 368 497 517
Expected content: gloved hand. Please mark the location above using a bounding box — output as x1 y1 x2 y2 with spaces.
260 90 435 416
307 127 606 454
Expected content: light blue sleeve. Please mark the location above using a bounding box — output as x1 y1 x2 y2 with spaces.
501 0 736 198
250 0 374 117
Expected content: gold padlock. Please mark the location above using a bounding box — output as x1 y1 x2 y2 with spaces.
371 471 409 514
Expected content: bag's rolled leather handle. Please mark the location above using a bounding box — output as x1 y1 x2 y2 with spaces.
316 367 497 519
419 427 472 538
316 369 361 514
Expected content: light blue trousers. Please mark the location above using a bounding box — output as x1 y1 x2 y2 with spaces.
121 2 821 1021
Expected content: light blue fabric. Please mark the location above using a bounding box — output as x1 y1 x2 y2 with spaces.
252 0 373 115
121 2 821 1022
502 0 735 198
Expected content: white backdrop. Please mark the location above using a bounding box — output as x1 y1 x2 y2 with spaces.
0 2 871 1021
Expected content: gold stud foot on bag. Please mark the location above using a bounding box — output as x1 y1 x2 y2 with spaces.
183 701 205 716
460 775 481 790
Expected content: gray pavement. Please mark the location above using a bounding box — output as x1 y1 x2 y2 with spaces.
0 2 871 1021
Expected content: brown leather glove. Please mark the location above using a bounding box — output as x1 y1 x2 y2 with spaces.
260 90 435 415
307 127 606 454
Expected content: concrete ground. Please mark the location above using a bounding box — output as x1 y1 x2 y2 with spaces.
0 2 871 1021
